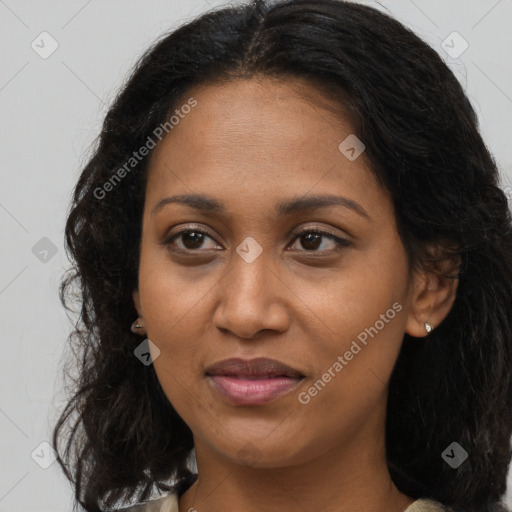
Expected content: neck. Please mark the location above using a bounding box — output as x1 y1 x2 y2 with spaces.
178 403 413 512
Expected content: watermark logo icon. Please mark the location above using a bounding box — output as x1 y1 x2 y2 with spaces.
134 338 161 366
441 441 468 469
338 134 365 161
31 31 59 59
441 32 469 59
31 441 57 469
32 237 57 263
236 237 263 263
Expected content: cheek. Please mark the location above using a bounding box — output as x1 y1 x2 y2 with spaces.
137 251 211 400
296 242 409 411
294 302 406 448
300 243 408 354
142 293 209 424
138 240 215 339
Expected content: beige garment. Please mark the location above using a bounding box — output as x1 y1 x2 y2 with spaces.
119 493 178 512
120 493 449 512
405 498 450 512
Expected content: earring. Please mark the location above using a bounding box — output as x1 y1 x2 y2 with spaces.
424 321 433 333
131 318 146 334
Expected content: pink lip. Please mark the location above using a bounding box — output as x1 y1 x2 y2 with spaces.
208 375 304 405
205 357 303 378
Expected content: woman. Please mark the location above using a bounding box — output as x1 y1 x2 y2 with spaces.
52 1 512 511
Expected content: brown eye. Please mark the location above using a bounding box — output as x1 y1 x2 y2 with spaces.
289 228 351 253
298 232 322 250
163 227 222 252
180 231 207 250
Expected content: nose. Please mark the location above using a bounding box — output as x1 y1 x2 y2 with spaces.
212 245 291 340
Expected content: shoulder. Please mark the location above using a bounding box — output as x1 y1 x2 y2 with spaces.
115 492 179 512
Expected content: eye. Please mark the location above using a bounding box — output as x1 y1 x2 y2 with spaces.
162 225 222 252
288 227 351 253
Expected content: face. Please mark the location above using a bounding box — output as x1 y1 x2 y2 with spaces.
134 76 417 468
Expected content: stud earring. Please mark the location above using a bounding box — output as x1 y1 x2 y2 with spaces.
424 321 433 333
131 318 146 334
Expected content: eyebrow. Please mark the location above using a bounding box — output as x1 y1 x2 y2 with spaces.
151 193 370 220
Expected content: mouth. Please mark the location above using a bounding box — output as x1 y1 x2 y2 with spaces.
205 357 305 405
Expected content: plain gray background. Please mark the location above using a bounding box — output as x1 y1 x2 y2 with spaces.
1 0 511 511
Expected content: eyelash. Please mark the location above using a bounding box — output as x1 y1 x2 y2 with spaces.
161 224 351 255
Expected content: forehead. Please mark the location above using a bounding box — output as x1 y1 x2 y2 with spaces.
144 77 390 220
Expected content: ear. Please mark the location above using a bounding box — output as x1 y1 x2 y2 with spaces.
132 289 143 318
405 243 460 337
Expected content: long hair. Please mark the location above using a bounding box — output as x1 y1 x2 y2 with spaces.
53 1 512 511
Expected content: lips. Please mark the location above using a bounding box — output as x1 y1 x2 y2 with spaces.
205 357 305 405
205 357 303 379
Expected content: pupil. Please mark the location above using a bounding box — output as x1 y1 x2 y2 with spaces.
183 232 204 249
301 233 321 250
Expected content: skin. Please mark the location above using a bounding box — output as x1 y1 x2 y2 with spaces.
132 76 459 512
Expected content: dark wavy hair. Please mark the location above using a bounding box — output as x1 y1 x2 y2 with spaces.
52 1 512 511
